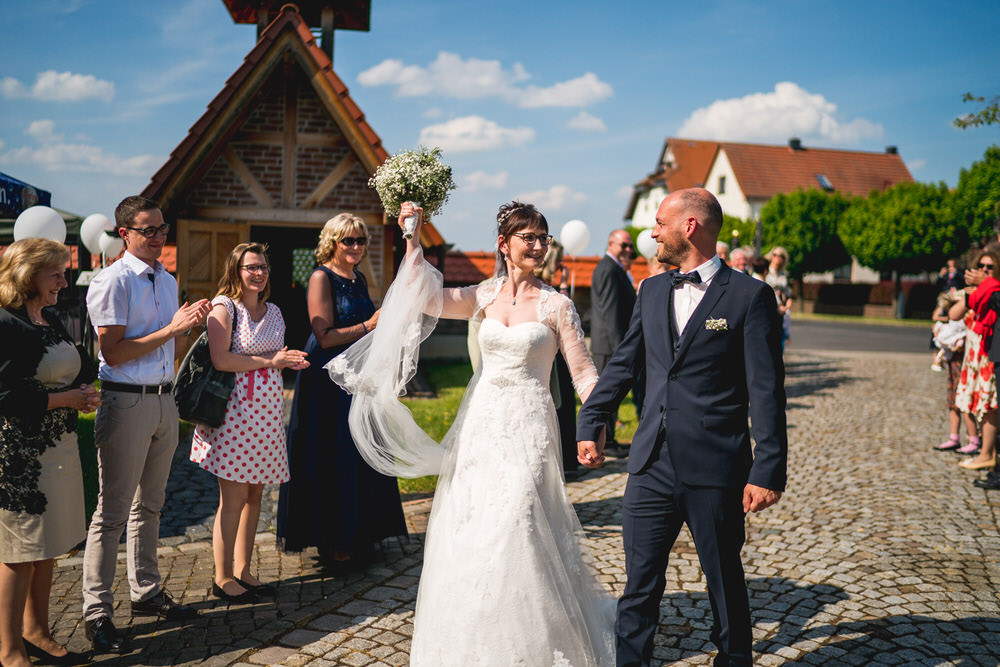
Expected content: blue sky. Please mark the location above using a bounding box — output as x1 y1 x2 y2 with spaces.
1 0 998 254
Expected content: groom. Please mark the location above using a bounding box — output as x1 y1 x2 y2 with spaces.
577 188 787 666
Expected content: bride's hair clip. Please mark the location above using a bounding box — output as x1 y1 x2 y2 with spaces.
497 201 529 231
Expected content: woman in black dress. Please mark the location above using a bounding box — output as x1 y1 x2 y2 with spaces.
277 213 407 566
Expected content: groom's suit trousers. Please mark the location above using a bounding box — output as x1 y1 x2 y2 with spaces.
615 440 752 667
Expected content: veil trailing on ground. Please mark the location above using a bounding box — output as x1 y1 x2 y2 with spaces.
326 248 447 477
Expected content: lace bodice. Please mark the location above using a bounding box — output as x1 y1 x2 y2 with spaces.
441 278 599 398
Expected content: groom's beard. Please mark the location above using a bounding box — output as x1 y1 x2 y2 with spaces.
656 234 688 267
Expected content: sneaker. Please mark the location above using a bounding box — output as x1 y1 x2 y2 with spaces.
930 363 943 371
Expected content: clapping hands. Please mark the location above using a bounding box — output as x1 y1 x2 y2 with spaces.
59 384 101 413
269 347 310 371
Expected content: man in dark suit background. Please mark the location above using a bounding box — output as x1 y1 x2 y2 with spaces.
577 188 788 666
590 229 637 443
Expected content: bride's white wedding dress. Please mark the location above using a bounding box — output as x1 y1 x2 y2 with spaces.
328 250 614 666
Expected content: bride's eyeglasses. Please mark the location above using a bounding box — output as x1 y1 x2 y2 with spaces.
511 232 554 247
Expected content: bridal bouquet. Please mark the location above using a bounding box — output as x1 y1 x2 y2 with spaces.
369 147 456 238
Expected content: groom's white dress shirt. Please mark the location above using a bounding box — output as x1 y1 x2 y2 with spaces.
673 255 722 335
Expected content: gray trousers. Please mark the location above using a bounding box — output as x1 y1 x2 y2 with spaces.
82 390 178 621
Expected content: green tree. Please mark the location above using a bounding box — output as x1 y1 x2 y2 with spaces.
953 145 1000 243
954 92 1000 129
719 214 756 251
839 181 956 316
759 189 851 279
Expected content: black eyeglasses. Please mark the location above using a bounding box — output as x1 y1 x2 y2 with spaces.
512 233 554 246
339 236 367 247
125 223 170 238
619 242 634 250
979 262 994 270
239 264 270 274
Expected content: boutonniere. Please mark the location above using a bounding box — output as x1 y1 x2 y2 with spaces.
705 318 728 331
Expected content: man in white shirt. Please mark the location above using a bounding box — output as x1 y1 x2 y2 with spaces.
83 196 210 653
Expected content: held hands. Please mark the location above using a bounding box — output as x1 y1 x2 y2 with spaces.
60 384 101 413
577 427 607 468
171 299 212 335
742 483 781 513
269 347 310 371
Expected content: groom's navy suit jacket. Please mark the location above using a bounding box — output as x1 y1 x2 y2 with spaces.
578 264 787 491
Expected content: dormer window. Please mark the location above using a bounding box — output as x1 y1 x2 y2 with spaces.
718 175 726 195
815 174 834 191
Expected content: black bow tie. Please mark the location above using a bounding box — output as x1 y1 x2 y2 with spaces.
671 270 702 287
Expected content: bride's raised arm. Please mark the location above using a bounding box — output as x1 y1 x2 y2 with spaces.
400 202 478 320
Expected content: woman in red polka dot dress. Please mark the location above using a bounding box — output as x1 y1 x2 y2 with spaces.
190 242 309 603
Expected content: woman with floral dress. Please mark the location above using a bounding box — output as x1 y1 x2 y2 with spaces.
951 248 1000 471
190 242 308 602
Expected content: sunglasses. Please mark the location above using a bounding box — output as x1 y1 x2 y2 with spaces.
125 223 170 238
239 264 270 274
619 242 634 250
979 262 994 270
339 236 367 247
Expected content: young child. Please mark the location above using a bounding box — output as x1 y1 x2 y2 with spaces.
931 290 966 371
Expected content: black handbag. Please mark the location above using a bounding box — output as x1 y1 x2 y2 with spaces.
173 299 239 428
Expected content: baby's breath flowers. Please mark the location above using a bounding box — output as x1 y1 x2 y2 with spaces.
369 147 456 238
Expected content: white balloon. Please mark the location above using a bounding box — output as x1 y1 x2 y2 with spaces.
81 213 113 254
99 233 124 257
560 219 590 255
13 206 66 243
637 228 659 258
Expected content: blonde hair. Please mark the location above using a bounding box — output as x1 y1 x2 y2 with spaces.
0 238 70 308
533 238 564 283
217 242 271 303
766 246 789 261
315 213 368 265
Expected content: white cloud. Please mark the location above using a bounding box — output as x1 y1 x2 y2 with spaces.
519 73 612 109
513 185 587 211
359 52 612 108
677 82 883 145
462 170 509 191
0 121 161 175
422 107 444 119
616 185 634 198
0 70 114 103
567 110 606 132
26 120 62 144
907 158 927 171
419 116 534 153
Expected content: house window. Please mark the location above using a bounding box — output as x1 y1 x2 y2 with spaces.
718 175 726 194
815 174 834 191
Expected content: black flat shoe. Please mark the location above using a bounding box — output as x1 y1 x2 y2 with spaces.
212 582 259 603
22 638 91 666
130 590 199 621
84 616 125 654
234 577 277 597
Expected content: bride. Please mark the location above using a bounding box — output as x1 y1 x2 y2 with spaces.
328 201 614 666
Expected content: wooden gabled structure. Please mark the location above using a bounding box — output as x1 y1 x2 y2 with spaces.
142 3 446 347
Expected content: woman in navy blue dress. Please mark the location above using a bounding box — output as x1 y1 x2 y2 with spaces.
277 213 407 565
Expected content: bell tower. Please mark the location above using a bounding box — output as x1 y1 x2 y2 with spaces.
221 1 372 63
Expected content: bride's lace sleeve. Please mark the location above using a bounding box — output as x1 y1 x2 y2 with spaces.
552 293 600 403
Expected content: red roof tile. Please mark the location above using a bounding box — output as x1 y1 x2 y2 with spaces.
625 138 719 219
718 142 913 199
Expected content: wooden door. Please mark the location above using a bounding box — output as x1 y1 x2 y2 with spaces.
176 219 248 355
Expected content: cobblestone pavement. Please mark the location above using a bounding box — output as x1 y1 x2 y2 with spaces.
47 350 1000 665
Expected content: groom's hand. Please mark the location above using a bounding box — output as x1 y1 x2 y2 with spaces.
577 439 605 468
743 484 781 513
